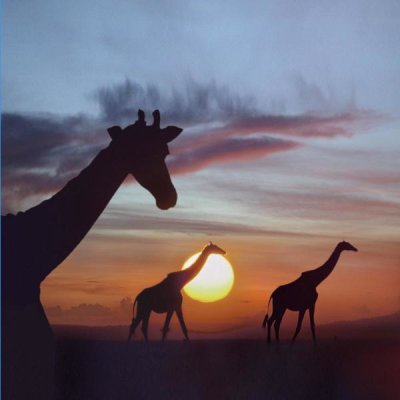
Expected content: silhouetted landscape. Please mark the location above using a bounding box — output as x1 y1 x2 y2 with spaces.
4 3 400 400
53 311 400 341
53 313 399 400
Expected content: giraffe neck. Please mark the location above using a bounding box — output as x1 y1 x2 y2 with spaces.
6 141 130 282
310 245 343 286
177 249 210 288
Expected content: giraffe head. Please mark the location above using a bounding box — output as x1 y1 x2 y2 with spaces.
107 110 182 210
339 241 358 252
204 241 226 255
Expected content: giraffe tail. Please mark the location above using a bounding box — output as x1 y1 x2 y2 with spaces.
262 294 273 328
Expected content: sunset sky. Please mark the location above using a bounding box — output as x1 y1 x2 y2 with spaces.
2 1 399 338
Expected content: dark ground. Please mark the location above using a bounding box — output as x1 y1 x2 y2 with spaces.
54 338 399 400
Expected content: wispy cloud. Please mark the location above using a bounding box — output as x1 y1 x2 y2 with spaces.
210 181 400 224
1 112 105 213
95 78 257 126
170 136 300 175
45 297 134 325
46 303 113 319
264 188 400 220
94 208 336 239
291 74 357 114
1 79 382 214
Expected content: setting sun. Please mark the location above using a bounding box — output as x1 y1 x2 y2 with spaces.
182 253 234 302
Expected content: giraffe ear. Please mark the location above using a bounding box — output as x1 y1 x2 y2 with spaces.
107 126 123 140
162 126 183 143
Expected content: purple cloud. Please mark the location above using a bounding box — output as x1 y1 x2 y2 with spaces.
1 79 383 214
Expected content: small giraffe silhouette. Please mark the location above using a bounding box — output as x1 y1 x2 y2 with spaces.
128 242 226 341
262 241 358 343
2 110 182 400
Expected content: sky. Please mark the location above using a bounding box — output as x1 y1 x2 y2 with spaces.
2 1 400 338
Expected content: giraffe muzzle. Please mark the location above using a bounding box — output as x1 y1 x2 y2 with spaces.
156 188 177 210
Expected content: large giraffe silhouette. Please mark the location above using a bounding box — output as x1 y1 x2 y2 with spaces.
128 242 226 341
262 241 358 343
2 110 182 400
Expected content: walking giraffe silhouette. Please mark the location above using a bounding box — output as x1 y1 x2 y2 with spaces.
262 241 358 343
128 242 226 341
2 110 182 400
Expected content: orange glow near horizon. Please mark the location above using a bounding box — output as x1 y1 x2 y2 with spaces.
182 253 235 303
40 233 400 332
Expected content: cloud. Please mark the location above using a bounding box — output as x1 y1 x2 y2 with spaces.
1 79 382 214
170 136 301 175
45 297 134 325
95 78 257 126
172 111 379 161
94 208 332 239
216 182 400 224
119 297 133 314
263 188 400 221
96 79 378 141
291 74 357 113
46 303 113 319
1 112 105 213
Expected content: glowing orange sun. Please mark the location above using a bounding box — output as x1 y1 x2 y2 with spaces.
182 253 234 302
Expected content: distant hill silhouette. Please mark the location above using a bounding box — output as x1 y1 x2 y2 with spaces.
52 311 400 341
318 311 400 340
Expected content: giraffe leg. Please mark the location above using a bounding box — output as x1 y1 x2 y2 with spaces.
309 304 317 342
267 313 275 343
176 306 189 340
273 308 286 342
162 310 174 341
291 309 306 343
267 304 283 343
141 310 151 341
128 317 142 341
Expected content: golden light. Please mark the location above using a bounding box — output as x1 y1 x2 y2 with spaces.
182 253 234 302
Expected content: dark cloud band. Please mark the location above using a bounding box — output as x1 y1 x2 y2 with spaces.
1 79 381 214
